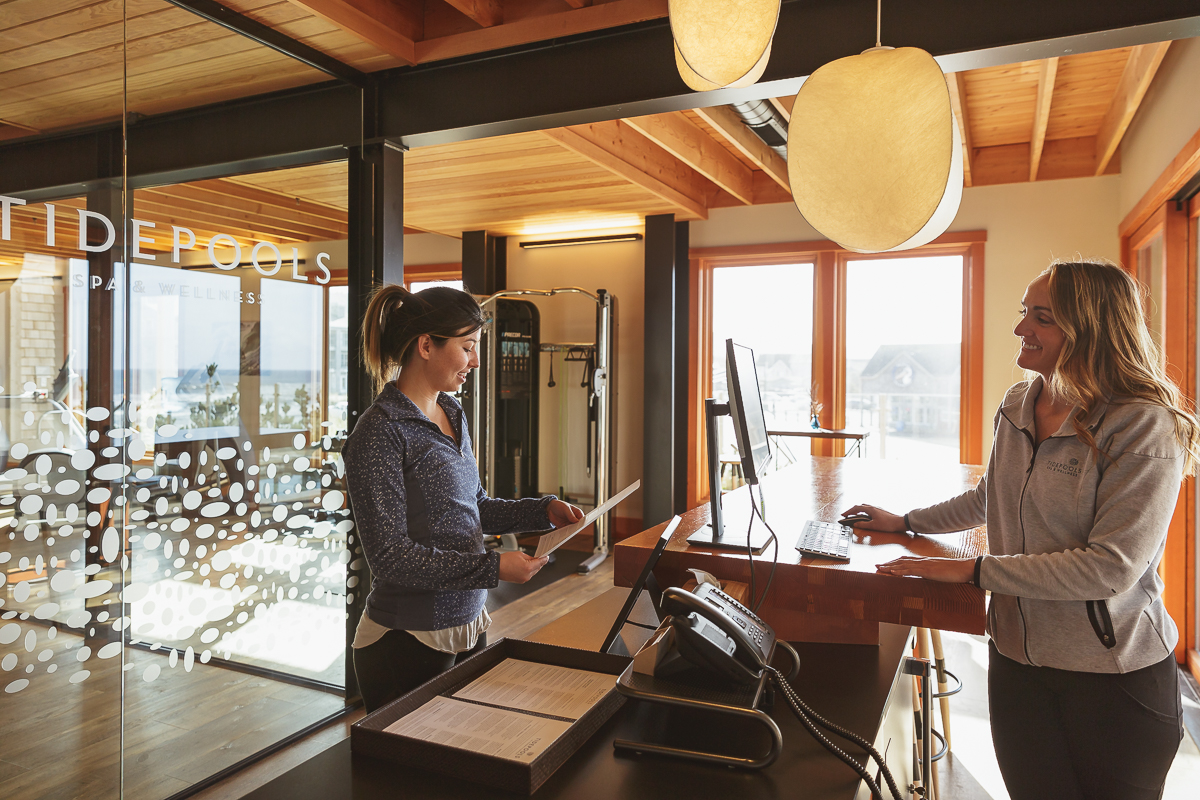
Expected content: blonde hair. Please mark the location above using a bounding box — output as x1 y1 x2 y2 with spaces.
1040 259 1200 474
361 284 484 394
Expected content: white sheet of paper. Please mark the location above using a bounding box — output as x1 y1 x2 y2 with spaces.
452 659 617 721
384 696 570 762
533 480 640 558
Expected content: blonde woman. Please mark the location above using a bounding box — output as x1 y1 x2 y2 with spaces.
843 260 1193 800
343 285 583 712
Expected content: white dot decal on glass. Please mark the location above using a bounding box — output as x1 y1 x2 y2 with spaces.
24 630 36 652
6 679 29 694
33 603 59 620
250 510 261 527
85 406 110 422
216 447 235 460
154 496 167 517
77 646 92 662
200 650 211 664
168 648 178 668
158 424 179 438
19 495 43 515
170 518 190 533
0 624 19 645
102 528 119 562
200 502 229 518
195 524 214 540
65 503 79 522
13 581 30 603
32 455 52 477
1 654 16 671
86 511 101 527
9 443 28 461
143 531 162 551
163 540 173 559
66 610 91 628
200 628 219 644
50 569 77 593
74 579 113 600
122 582 148 603
92 463 130 481
199 450 208 467
69 670 90 684
262 446 271 461
229 482 244 503
219 573 236 589
70 450 95 471
211 550 232 571
97 642 121 659
128 437 146 461
135 487 150 503
37 648 52 662
184 646 195 672
178 452 191 471
182 490 202 510
179 539 190 558
272 505 287 522
266 463 277 479
293 457 310 472
86 487 110 504
22 525 38 542
321 490 345 512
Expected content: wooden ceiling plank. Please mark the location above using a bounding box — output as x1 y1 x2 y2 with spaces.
624 112 754 205
441 0 503 28
945 72 974 188
541 121 709 220
415 0 666 64
1094 41 1171 176
768 95 793 124
691 104 789 194
285 0 417 63
1029 56 1059 181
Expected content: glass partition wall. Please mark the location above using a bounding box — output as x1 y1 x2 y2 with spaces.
0 3 357 798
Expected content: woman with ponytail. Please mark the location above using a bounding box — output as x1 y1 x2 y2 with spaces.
843 260 1193 799
343 284 583 711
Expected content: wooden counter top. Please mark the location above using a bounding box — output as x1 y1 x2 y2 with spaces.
615 456 987 642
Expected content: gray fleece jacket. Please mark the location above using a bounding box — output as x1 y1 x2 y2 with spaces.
909 377 1182 673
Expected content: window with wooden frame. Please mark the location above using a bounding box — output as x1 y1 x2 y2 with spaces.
1118 128 1200 675
687 231 986 509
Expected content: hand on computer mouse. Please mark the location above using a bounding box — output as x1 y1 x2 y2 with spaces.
839 504 907 533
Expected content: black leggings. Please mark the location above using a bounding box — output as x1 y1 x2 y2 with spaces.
988 641 1183 800
354 629 488 713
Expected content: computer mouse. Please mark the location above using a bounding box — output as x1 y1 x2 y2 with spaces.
839 513 872 525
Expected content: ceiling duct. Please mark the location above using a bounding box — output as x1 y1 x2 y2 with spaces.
729 99 788 159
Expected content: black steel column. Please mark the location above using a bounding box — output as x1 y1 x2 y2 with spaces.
643 214 677 528
344 109 405 702
462 231 507 295
673 220 689 515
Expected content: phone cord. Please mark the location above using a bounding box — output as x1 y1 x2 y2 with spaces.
768 667 905 800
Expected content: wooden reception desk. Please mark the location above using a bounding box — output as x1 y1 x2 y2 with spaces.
614 456 988 644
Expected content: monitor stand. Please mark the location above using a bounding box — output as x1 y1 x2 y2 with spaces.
686 523 773 554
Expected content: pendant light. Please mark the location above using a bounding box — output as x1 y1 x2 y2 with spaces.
787 2 964 253
670 0 780 91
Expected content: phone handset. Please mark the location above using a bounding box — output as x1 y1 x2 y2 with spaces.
661 583 777 685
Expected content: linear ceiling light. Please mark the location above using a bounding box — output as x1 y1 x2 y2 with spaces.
519 234 643 250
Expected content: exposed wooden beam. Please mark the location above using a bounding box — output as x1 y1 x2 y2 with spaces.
542 121 710 220
442 0 503 28
287 0 419 64
416 0 666 64
624 113 754 205
945 72 974 188
768 96 793 124
692 104 790 194
1095 41 1171 176
1029 57 1059 181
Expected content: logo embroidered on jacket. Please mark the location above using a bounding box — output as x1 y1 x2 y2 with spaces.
1046 459 1082 477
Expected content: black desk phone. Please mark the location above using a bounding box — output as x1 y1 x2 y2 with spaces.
661 583 776 685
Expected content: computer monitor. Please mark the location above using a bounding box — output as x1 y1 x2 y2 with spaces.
687 339 773 553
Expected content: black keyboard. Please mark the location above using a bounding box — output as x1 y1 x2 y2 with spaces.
795 520 852 560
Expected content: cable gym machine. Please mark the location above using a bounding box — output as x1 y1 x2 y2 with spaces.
463 287 617 573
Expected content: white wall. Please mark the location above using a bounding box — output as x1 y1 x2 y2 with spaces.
404 232 462 265
690 175 1123 456
503 231 646 520
1119 37 1200 219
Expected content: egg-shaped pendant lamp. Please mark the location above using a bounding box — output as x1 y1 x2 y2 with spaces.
788 47 964 253
670 0 780 90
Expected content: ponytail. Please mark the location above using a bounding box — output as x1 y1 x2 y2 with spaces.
361 283 485 394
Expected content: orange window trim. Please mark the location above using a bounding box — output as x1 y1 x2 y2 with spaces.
687 231 988 509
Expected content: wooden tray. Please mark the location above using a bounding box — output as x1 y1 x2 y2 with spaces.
351 638 630 795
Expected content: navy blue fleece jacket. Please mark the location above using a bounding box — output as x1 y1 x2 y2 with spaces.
343 384 553 631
